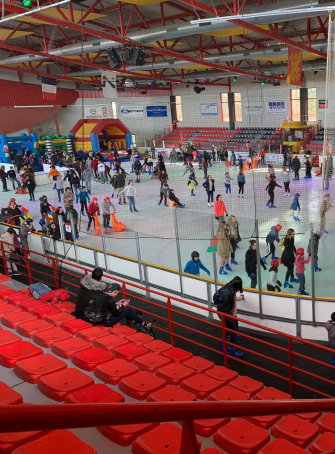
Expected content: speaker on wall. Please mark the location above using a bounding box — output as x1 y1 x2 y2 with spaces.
130 48 145 66
107 48 122 69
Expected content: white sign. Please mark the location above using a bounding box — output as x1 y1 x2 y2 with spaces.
267 101 287 115
101 70 117 98
120 106 144 117
244 103 263 115
84 105 109 119
200 103 218 116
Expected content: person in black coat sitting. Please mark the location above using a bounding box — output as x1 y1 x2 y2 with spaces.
245 240 266 288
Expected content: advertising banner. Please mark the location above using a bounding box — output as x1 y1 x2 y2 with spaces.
267 101 287 115
200 103 218 115
84 105 109 119
146 106 168 117
120 106 144 117
243 103 263 115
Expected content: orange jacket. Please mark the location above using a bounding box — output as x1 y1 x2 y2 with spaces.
215 200 227 218
49 169 61 177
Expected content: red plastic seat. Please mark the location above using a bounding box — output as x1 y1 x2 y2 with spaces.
201 449 225 454
126 332 155 345
2 311 37 329
296 413 322 423
19 300 47 312
0 274 12 283
19 288 31 295
181 373 221 399
94 358 139 385
76 326 109 343
208 385 251 402
134 353 170 373
65 383 124 404
14 353 67 384
145 340 173 354
0 341 43 368
0 430 48 453
0 284 9 291
255 387 291 400
0 381 23 405
0 304 21 317
52 301 75 313
114 343 148 362
229 376 264 397
214 419 270 454
156 362 195 385
119 371 166 400
194 418 230 438
11 429 97 454
98 423 159 447
6 293 34 306
93 334 128 352
38 368 94 402
17 319 54 338
259 439 307 454
309 432 335 453
51 337 92 359
272 415 319 448
317 413 335 433
110 325 136 337
0 288 18 298
71 347 113 371
31 305 61 319
0 330 22 348
183 356 214 373
45 312 75 327
60 319 91 334
147 385 196 402
33 327 72 348
246 414 282 430
205 366 238 385
162 348 193 363
0 299 7 306
132 423 201 454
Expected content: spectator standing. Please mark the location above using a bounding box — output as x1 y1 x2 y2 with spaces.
245 240 266 288
62 187 75 216
0 228 19 275
7 166 21 190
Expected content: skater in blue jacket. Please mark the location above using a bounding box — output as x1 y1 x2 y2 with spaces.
184 251 210 277
75 186 90 216
290 193 301 222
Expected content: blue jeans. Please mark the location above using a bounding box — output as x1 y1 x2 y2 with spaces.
225 183 231 194
10 177 21 189
127 196 135 211
56 188 64 201
297 273 305 293
73 186 79 197
248 272 257 288
107 306 143 327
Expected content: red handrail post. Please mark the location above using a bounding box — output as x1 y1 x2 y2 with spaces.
167 298 175 347
289 338 294 397
122 283 127 300
24 250 33 285
180 421 200 454
0 242 9 276
221 317 228 368
52 259 59 289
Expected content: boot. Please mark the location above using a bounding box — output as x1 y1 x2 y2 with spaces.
225 264 232 272
270 204 276 208
134 209 138 212
290 276 299 283
298 291 309 296
219 267 227 275
118 200 121 205
158 201 162 206
123 199 126 204
314 265 322 272
283 281 293 289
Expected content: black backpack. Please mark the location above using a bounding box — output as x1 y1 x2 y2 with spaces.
84 293 103 324
213 286 234 314
213 286 232 305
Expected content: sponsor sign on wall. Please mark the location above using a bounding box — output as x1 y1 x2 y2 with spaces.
84 105 109 119
267 101 287 115
243 103 263 115
318 99 327 113
200 103 218 115
120 106 144 117
146 106 168 117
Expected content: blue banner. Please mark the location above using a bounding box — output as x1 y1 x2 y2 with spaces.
146 106 168 117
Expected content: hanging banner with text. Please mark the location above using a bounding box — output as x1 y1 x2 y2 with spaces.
286 48 303 86
146 106 168 117
243 103 263 115
84 105 109 119
101 70 117 98
200 103 218 116
318 99 327 113
120 106 144 117
267 101 287 115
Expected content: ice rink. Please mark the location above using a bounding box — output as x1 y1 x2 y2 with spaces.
1 158 334 298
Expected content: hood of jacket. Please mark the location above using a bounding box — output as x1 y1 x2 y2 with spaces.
0 231 13 243
80 274 106 292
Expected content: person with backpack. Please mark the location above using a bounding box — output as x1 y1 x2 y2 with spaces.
184 251 210 277
245 240 267 288
262 224 282 265
73 268 106 322
267 259 282 292
213 276 244 357
294 247 310 296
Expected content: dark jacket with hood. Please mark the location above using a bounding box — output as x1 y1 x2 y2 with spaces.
292 157 301 171
266 226 280 245
73 274 106 320
113 173 126 189
245 248 266 275
281 237 296 267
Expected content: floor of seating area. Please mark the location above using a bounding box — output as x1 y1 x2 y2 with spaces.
0 274 335 453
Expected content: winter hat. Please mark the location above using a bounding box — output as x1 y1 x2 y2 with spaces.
9 198 16 203
296 247 304 256
191 251 199 260
275 224 282 231
271 259 279 268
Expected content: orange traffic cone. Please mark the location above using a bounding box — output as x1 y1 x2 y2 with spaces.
111 213 126 232
251 157 259 169
93 215 101 235
225 159 232 167
243 159 249 171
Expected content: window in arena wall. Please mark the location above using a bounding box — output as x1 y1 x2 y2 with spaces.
234 93 242 122
307 88 317 122
176 96 183 122
112 102 117 119
221 93 230 122
290 89 301 121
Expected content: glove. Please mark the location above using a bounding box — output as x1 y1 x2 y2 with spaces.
263 266 267 270
226 213 228 216
275 285 281 292
277 280 282 287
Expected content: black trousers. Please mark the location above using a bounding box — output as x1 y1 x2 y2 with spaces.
230 238 237 260
28 189 35 200
268 189 274 204
88 214 95 229
80 201 88 214
264 242 275 259
103 214 110 227
207 191 214 203
238 182 244 194
284 181 290 193
285 264 294 281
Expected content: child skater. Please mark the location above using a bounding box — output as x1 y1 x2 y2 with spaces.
187 174 198 197
169 189 185 208
294 247 310 296
267 162 275 180
265 175 282 208
158 184 169 207
282 167 291 196
225 172 233 197
102 196 116 231
203 175 215 206
291 193 301 222
267 259 282 292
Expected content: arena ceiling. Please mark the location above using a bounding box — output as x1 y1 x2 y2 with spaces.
0 0 331 87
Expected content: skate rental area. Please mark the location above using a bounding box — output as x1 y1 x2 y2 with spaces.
2 0 335 453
